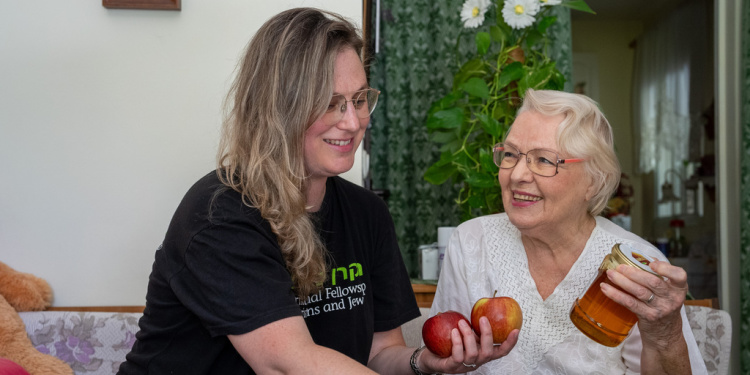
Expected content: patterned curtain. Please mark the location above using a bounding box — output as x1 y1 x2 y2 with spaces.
368 0 573 277
740 0 750 372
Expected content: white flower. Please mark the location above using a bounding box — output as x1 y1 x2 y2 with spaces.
502 0 541 29
539 0 562 6
460 0 491 29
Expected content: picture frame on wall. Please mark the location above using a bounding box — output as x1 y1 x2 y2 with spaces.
102 0 181 10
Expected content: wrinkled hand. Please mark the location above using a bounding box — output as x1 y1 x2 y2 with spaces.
601 260 688 346
420 317 518 374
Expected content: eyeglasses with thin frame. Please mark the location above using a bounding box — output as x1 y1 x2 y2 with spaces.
324 88 380 123
493 143 584 177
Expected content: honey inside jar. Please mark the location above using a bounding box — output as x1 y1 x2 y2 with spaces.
570 244 666 347
570 263 638 347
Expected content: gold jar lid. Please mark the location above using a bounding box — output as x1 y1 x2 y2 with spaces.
609 243 668 276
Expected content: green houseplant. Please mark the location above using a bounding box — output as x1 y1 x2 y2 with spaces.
423 0 593 221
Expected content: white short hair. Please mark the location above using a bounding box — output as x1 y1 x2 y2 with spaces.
516 89 620 216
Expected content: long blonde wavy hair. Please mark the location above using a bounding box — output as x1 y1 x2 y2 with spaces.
217 8 364 298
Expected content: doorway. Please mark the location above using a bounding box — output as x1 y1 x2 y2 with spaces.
571 0 718 301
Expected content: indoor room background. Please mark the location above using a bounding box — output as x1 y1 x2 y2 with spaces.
1 0 747 373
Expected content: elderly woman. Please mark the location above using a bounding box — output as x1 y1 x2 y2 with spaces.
430 89 707 373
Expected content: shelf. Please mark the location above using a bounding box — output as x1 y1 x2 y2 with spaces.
412 283 436 308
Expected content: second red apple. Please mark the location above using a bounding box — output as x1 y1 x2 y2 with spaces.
470 293 523 343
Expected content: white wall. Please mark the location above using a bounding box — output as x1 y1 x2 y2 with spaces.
0 1 363 306
571 20 644 236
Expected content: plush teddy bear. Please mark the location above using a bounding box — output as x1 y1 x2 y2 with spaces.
0 261 73 375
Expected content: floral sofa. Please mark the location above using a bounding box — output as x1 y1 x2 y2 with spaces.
19 310 141 375
20 305 730 375
685 305 732 375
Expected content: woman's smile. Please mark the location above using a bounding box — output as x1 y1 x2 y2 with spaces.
511 190 543 206
324 138 352 147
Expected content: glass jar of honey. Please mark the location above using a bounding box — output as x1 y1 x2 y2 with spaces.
570 243 667 347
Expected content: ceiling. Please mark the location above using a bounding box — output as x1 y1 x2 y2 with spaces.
572 0 689 23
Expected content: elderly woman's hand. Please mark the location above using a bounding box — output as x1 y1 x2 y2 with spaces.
419 317 518 374
601 260 688 343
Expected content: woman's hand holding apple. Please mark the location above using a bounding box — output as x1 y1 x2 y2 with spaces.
419 301 520 373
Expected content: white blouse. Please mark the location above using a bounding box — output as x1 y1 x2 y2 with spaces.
430 214 707 374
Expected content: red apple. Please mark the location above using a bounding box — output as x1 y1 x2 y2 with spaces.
421 310 470 358
471 292 522 343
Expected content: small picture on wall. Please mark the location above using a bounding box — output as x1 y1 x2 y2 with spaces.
102 0 181 10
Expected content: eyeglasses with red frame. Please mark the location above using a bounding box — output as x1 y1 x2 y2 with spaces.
493 143 584 177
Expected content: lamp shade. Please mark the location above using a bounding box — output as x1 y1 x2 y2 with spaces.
658 181 680 203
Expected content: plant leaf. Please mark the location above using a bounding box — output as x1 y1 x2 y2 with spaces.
440 138 464 153
426 107 464 130
452 152 473 171
477 113 503 138
453 58 485 90
429 130 458 144
497 62 524 88
479 147 498 171
464 170 497 188
547 70 566 90
525 29 543 49
520 61 556 92
424 158 458 185
468 193 485 209
475 32 491 55
485 191 502 213
428 90 462 115
561 0 596 14
489 25 508 45
537 16 557 34
491 101 514 121
462 77 490 99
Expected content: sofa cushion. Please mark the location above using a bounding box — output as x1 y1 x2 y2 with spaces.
402 307 430 348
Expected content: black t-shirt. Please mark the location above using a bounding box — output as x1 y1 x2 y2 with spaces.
118 171 419 374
